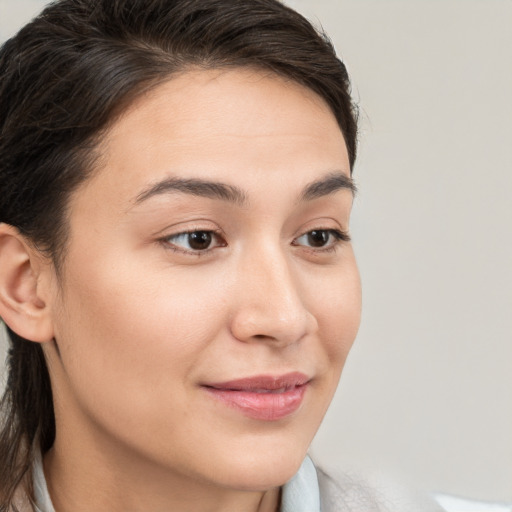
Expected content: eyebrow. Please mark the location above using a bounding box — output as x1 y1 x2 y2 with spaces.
132 171 356 207
134 177 248 206
299 172 357 201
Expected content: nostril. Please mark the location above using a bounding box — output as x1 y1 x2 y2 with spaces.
229 290 315 345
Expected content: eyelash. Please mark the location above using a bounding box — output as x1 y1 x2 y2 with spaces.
160 229 226 257
292 229 351 255
159 228 350 257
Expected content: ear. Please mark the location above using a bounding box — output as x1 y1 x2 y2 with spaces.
0 223 55 343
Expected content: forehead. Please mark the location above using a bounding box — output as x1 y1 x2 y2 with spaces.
73 68 350 212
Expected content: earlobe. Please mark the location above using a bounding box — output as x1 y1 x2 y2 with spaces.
0 223 55 343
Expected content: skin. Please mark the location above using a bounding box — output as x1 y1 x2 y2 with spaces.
0 68 361 512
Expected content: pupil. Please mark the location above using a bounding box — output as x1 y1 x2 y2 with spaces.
189 231 212 250
308 230 328 247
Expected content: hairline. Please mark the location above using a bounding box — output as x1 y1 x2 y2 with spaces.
52 63 352 265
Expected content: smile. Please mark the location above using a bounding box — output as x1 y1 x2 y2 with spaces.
202 372 310 421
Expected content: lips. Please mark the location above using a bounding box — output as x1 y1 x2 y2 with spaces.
203 372 309 421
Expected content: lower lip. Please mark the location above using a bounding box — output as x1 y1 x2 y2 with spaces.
204 385 307 421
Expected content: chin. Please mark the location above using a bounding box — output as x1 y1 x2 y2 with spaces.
212 444 309 491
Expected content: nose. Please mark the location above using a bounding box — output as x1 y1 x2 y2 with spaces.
229 248 317 347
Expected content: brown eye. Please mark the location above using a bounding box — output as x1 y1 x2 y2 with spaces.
188 231 213 250
164 230 224 252
293 229 349 250
306 230 329 247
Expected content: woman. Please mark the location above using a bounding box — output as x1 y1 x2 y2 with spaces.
0 1 438 511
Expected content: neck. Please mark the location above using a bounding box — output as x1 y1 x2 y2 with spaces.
42 356 283 512
43 434 281 512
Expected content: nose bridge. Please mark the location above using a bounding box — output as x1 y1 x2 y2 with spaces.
230 241 315 345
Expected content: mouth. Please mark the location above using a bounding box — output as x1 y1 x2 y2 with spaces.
202 372 310 421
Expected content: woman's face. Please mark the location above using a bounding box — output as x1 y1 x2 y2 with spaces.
45 68 361 490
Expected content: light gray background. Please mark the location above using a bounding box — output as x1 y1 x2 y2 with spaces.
1 0 511 502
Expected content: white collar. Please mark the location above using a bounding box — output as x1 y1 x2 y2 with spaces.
281 455 321 512
32 451 53 512
32 452 320 512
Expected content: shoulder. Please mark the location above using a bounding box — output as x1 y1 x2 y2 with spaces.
317 467 386 512
11 479 37 512
316 467 445 512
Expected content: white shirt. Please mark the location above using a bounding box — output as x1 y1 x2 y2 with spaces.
32 452 321 512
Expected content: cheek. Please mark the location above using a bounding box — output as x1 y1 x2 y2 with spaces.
311 258 362 374
53 251 229 424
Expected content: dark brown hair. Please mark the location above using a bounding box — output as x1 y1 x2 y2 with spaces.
0 0 358 507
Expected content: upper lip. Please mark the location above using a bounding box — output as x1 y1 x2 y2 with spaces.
203 372 310 391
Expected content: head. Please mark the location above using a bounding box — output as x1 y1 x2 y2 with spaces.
0 0 359 507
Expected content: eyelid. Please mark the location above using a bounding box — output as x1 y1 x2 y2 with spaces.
291 228 351 253
158 227 226 256
156 222 350 257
